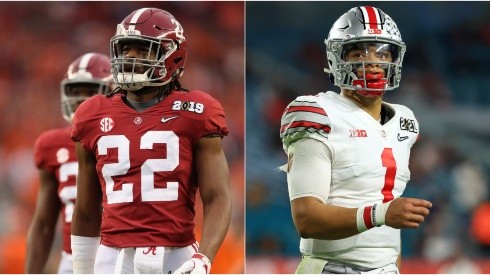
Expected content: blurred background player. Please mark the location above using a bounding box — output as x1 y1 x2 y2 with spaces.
279 6 432 273
25 53 113 273
70 8 231 274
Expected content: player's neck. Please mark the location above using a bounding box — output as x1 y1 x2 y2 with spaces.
341 90 383 121
126 86 164 102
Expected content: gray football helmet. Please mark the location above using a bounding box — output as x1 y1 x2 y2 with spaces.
325 6 406 96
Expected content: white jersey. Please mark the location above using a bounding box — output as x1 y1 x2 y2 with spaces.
280 91 419 268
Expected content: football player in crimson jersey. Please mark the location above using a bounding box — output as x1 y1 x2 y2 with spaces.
70 8 231 274
25 53 113 273
280 6 433 274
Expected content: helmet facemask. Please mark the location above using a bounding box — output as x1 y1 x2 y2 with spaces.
324 6 406 97
61 82 109 122
110 25 180 92
326 40 404 97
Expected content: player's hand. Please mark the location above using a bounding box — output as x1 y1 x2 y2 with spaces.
385 197 432 229
173 253 211 274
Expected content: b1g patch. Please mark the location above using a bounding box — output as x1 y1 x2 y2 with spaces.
172 101 204 114
400 117 418 133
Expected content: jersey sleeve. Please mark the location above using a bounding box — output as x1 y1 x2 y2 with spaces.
287 138 332 203
71 95 102 152
280 95 332 150
198 95 229 138
203 99 228 137
33 132 52 172
33 129 65 173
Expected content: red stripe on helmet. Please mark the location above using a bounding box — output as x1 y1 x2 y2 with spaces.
364 6 379 30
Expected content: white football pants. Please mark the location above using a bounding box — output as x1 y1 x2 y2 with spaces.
94 242 198 274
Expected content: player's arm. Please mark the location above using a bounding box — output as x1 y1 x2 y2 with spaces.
288 138 358 239
196 136 231 261
175 136 231 274
289 138 432 240
72 142 102 236
71 142 102 273
25 169 61 273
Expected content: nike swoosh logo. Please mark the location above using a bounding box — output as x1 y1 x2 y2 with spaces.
397 133 409 142
161 116 179 123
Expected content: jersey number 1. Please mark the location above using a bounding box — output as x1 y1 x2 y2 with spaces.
381 148 396 203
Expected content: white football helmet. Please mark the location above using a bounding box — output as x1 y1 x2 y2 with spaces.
325 6 406 96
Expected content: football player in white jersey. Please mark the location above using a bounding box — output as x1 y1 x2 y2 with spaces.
280 6 432 274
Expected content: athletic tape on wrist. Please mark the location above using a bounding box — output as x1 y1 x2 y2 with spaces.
71 235 100 273
374 200 392 226
357 201 392 232
357 205 373 232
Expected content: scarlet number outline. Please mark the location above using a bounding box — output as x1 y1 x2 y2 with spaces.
98 131 179 204
381 148 397 203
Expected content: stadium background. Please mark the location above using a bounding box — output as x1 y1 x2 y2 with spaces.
0 2 244 273
246 2 490 273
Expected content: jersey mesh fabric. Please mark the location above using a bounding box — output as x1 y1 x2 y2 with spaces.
71 91 228 248
280 91 419 268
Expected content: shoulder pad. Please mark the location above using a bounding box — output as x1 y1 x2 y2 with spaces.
280 96 331 147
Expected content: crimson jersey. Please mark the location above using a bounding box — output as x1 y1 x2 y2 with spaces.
34 126 78 254
71 91 228 248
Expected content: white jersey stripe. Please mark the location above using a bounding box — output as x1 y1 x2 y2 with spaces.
286 96 329 111
289 99 325 107
282 112 330 129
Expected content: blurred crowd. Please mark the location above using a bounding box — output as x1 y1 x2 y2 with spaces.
246 2 490 273
0 2 244 273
